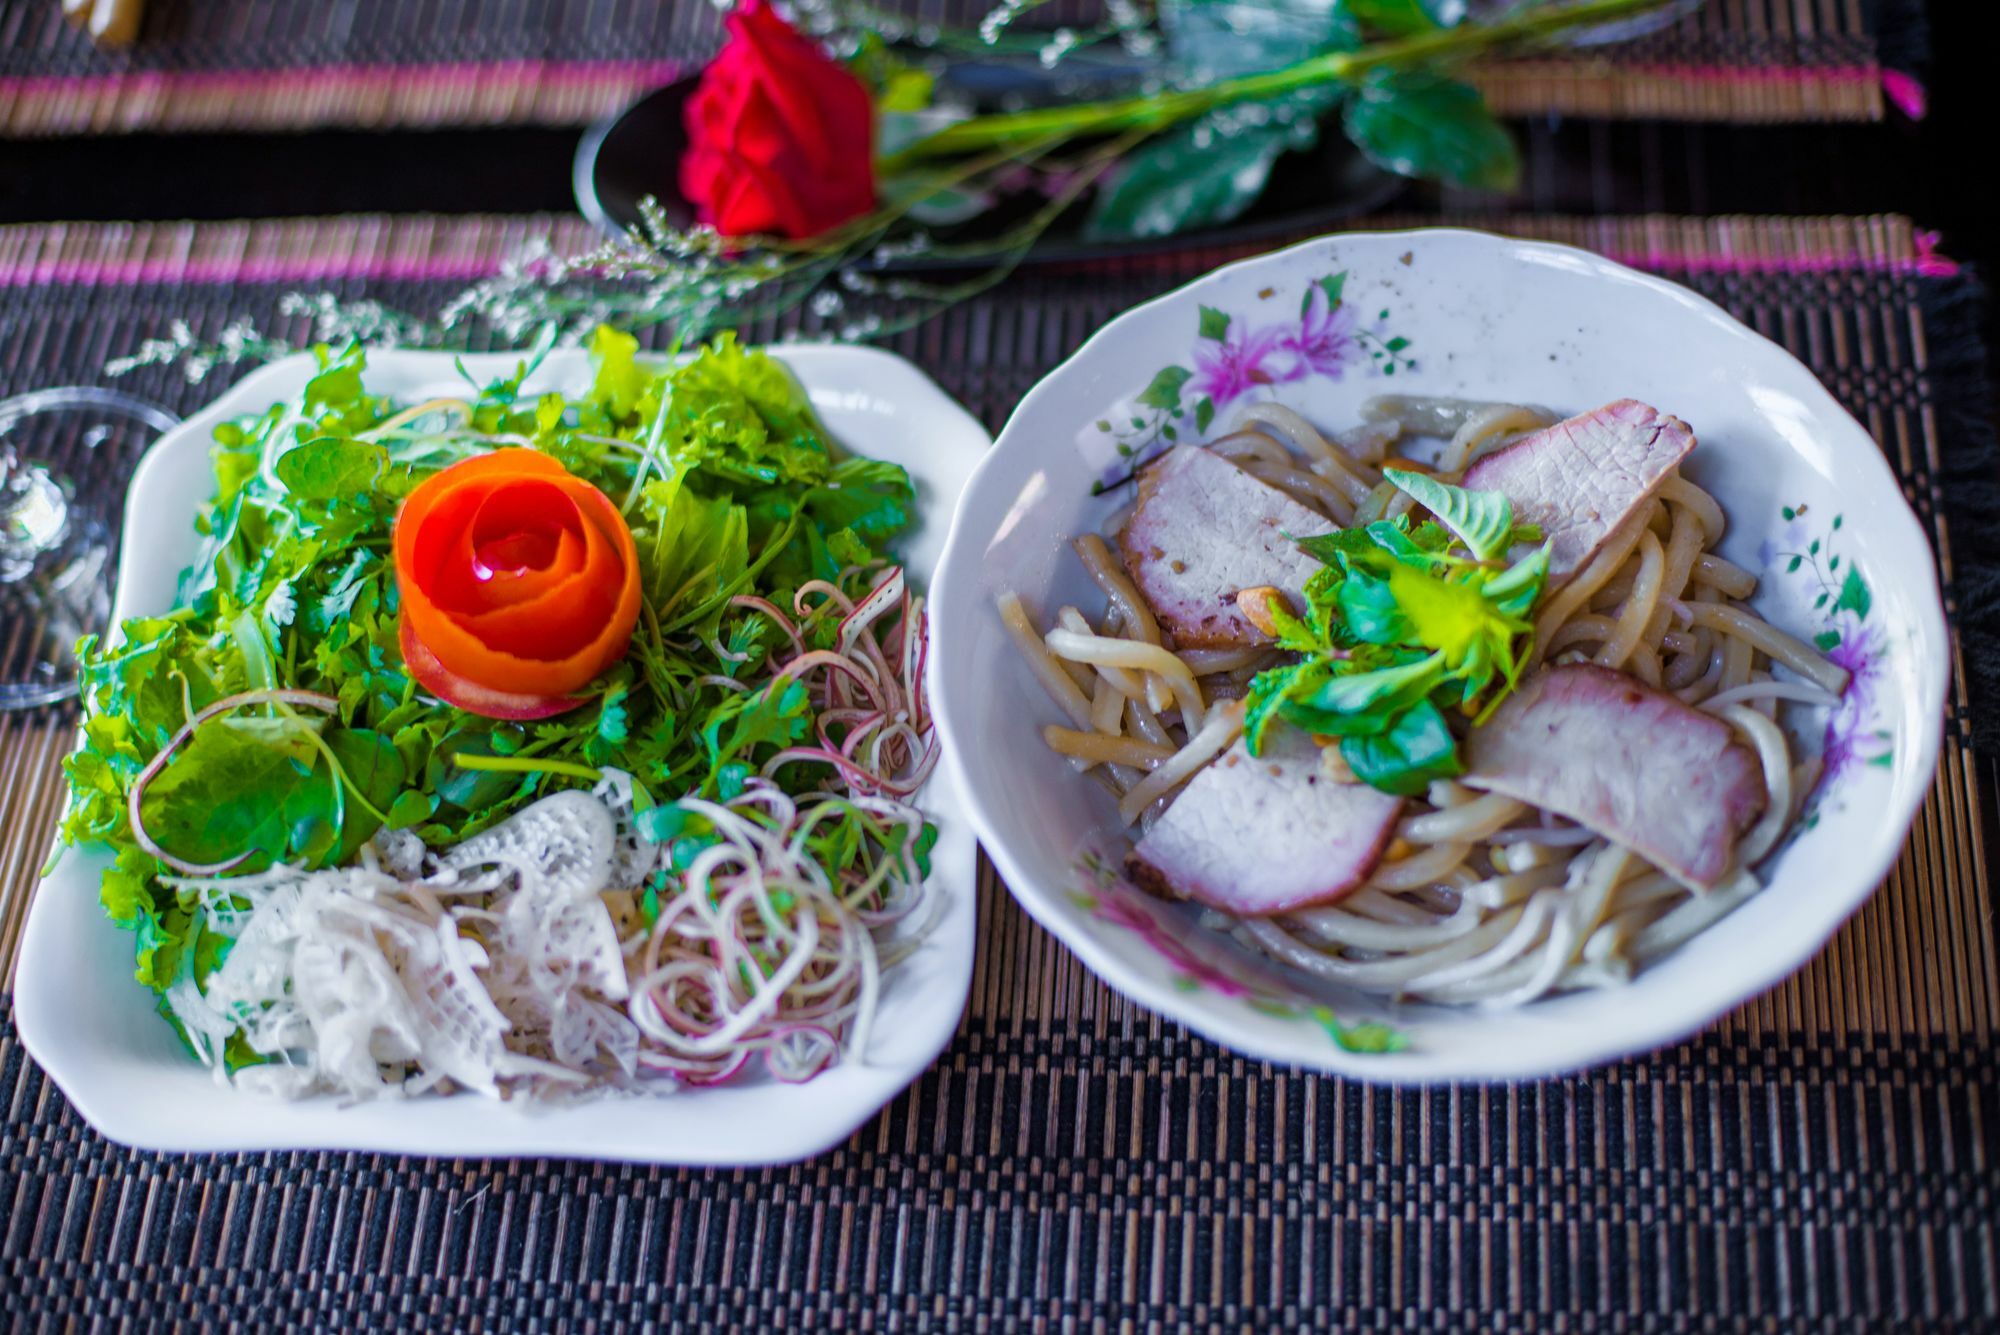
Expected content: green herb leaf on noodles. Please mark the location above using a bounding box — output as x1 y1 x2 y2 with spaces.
1381 467 1515 561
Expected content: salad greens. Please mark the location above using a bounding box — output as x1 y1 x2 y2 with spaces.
60 329 921 1004
1245 468 1550 796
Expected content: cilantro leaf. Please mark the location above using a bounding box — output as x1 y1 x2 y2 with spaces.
699 679 811 796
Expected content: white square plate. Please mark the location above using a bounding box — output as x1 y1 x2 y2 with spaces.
16 344 989 1163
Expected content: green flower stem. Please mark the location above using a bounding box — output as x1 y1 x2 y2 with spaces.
878 0 1670 172
450 754 606 783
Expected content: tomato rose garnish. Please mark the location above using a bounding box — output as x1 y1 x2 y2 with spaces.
393 449 642 718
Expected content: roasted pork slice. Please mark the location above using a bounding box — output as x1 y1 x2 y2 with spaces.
1461 399 1695 583
1118 445 1334 649
1463 664 1765 889
1127 730 1404 915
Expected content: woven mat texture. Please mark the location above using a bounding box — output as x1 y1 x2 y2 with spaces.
0 212 1994 1328
0 0 1907 136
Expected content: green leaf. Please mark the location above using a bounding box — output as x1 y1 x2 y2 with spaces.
324 726 405 861
1342 0 1466 37
642 482 749 627
1084 107 1322 242
1308 271 1348 318
879 67 935 113
1387 562 1528 694
1244 662 1314 755
586 324 648 419
98 859 152 929
1337 567 1410 645
304 355 365 412
824 526 871 570
700 679 811 795
1813 630 1842 652
1834 565 1871 620
274 436 389 500
1382 468 1515 560
1313 1006 1410 1054
1198 306 1232 341
1341 70 1520 193
635 802 694 845
1194 396 1215 433
139 719 337 873
434 727 529 813
790 457 916 581
1137 365 1193 411
1482 543 1550 619
1260 594 1328 655
387 790 438 829
1340 699 1463 796
1295 526 1388 566
1279 654 1443 738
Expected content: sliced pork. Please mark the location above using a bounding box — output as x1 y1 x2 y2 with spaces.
1118 445 1333 649
1461 399 1695 583
1128 730 1404 915
1464 664 1765 889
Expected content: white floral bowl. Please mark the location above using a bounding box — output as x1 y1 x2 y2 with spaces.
927 228 1949 1082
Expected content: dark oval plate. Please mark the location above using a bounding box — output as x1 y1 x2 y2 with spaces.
573 76 1408 273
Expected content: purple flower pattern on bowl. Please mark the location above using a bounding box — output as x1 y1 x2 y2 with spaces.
1281 279 1361 382
1189 320 1285 410
1764 503 1893 822
1070 852 1407 1054
1085 269 1416 492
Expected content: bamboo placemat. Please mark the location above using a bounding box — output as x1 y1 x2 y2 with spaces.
0 213 1994 1326
0 0 1921 137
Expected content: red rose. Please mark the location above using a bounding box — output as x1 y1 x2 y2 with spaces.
680 1 877 240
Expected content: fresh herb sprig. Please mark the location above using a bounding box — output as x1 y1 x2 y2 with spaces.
1244 469 1549 795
